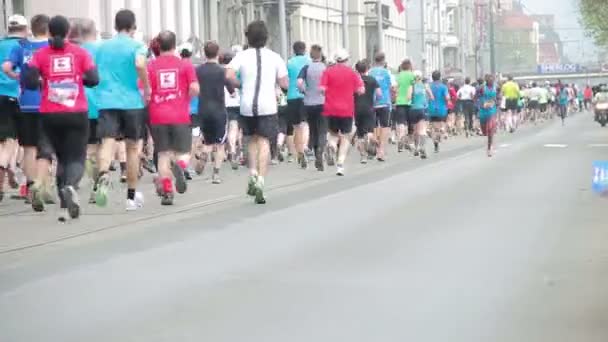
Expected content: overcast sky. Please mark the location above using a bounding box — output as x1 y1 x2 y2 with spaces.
521 0 598 63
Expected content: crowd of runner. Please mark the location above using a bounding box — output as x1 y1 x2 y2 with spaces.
0 10 594 221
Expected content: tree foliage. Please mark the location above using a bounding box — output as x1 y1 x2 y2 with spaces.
579 0 608 46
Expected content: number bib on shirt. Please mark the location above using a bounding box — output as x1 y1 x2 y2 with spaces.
48 80 79 108
483 100 495 109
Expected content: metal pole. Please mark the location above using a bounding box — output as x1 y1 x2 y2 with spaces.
421 0 427 75
278 0 289 60
437 0 442 72
342 0 349 50
490 0 496 75
460 2 467 77
377 0 383 53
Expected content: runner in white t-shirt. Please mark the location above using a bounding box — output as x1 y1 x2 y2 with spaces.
226 21 288 204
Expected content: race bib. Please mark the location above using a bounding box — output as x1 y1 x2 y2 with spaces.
48 80 78 108
483 100 495 109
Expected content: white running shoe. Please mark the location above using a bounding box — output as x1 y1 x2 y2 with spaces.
126 192 145 211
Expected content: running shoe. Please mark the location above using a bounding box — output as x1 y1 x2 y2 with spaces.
315 156 324 171
141 158 157 174
161 192 174 206
62 186 80 219
360 155 368 164
326 146 337 166
172 162 188 194
30 183 45 212
212 173 222 184
287 154 295 163
336 165 345 176
109 161 117 172
247 175 257 197
185 166 195 180
95 173 111 207
230 153 239 170
397 141 404 153
7 168 19 189
413 150 420 157
58 209 69 223
270 158 279 166
254 180 266 204
420 150 428 159
434 141 440 153
299 152 308 169
120 169 127 183
0 192 3 203
126 192 144 211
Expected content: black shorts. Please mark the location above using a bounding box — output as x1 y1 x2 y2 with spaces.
429 116 447 123
528 101 539 110
38 112 89 163
286 98 306 127
0 95 19 141
190 114 201 128
278 105 290 135
16 113 42 147
539 103 547 113
200 111 227 145
355 110 375 138
375 107 391 128
241 114 279 141
505 99 518 111
227 107 240 122
394 105 409 125
327 116 353 134
97 109 145 140
408 109 426 126
88 119 100 145
150 124 192 154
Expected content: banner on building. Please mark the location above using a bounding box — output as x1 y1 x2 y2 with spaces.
537 63 582 74
394 0 405 14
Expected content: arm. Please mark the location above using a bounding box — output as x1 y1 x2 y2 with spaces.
135 52 150 100
188 64 199 97
83 68 100 87
407 84 413 102
2 61 19 80
3 45 22 80
23 67 41 90
297 65 308 93
425 85 435 101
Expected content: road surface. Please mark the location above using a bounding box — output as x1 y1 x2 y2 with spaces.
1 113 607 342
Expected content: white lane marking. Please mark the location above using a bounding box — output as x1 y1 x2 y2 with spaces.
499 144 511 148
544 144 568 148
588 144 608 148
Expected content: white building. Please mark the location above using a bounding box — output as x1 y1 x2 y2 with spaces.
2 0 408 68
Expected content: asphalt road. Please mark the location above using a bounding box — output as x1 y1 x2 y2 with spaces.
1 113 608 342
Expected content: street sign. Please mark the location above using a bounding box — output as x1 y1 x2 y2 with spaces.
537 63 581 74
592 161 608 195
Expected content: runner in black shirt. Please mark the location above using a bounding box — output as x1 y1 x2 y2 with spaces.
354 59 380 163
196 41 234 184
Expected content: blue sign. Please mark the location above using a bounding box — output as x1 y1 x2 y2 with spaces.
537 63 582 74
592 161 608 194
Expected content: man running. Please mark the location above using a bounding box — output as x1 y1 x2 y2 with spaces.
457 77 476 137
319 48 364 176
147 31 198 205
3 14 52 203
197 41 234 185
368 52 394 161
354 59 379 163
501 75 520 133
0 15 28 202
25 15 99 220
286 41 311 168
427 71 449 153
95 9 150 210
297 44 326 171
394 59 415 152
221 49 242 170
226 21 288 204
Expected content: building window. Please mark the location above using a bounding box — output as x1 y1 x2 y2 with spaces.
12 0 24 15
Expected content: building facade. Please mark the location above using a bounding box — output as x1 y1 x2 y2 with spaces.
3 0 408 68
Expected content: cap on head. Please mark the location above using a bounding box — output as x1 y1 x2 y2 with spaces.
414 70 423 79
334 48 349 63
8 14 27 29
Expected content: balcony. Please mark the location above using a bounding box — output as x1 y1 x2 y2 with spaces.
442 32 460 47
445 0 459 9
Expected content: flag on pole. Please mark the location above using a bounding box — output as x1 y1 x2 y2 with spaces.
394 0 406 14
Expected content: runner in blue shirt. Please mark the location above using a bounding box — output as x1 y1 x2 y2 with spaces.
3 14 51 200
407 70 433 159
94 9 151 211
286 41 311 167
427 70 450 153
478 74 498 157
0 15 28 202
368 52 394 161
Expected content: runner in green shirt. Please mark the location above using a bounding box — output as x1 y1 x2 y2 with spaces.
394 59 416 152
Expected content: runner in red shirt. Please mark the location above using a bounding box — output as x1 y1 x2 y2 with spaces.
24 15 99 221
319 48 364 176
147 30 199 205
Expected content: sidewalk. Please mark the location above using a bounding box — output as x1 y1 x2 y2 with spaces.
0 135 486 254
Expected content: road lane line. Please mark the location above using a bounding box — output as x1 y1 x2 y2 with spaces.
544 144 568 148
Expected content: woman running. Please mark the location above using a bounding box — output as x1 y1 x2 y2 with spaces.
407 70 432 159
25 15 99 221
478 74 498 157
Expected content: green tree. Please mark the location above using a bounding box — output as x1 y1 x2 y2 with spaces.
579 0 608 46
